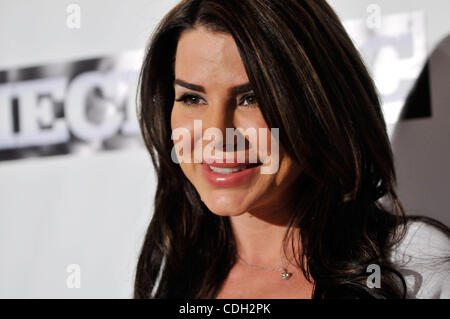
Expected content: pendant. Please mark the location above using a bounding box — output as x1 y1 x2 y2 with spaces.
281 269 291 280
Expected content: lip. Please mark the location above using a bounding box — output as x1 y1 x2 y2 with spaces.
201 160 262 187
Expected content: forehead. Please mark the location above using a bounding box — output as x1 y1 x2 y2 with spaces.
174 26 249 86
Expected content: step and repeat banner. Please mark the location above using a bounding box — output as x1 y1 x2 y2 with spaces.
0 51 143 161
0 11 430 161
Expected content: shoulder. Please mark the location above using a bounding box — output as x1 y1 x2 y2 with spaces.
389 220 450 299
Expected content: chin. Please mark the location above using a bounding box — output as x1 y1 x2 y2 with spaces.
200 191 251 216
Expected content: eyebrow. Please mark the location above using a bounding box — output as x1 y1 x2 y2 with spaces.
174 79 253 95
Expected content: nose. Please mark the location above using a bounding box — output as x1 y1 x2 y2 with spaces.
203 98 234 131
202 99 236 151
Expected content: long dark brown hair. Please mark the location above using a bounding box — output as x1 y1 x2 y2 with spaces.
134 0 449 298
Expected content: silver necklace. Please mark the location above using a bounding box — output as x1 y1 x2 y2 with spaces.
237 255 292 280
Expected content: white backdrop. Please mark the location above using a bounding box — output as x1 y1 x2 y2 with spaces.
0 0 448 298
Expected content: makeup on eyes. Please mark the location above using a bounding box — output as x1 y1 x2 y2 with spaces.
175 92 258 107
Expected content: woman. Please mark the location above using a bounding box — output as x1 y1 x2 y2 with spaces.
134 0 450 299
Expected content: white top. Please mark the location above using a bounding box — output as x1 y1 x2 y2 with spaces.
390 220 450 299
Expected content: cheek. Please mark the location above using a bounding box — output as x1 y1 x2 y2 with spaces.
235 113 273 154
171 105 191 132
171 105 196 160
276 156 300 189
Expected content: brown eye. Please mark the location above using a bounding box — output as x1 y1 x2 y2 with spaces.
175 93 206 107
239 93 258 107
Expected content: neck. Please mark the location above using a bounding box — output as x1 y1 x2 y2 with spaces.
229 205 300 268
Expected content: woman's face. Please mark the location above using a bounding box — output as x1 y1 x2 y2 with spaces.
171 26 300 217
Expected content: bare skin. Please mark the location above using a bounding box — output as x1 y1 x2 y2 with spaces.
216 220 314 299
171 25 314 298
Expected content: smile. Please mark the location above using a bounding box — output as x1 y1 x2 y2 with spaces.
208 163 260 174
201 161 262 187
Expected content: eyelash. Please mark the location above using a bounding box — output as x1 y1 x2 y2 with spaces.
175 93 258 108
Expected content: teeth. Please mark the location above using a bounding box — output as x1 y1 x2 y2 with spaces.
209 165 247 174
